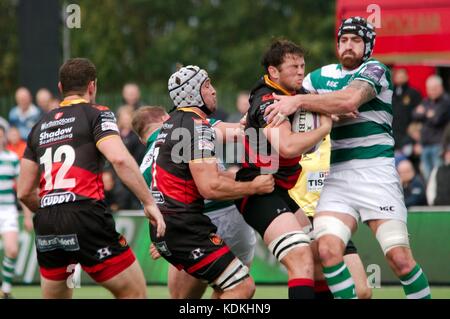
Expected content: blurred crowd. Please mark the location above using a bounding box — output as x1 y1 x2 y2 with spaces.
3 68 450 211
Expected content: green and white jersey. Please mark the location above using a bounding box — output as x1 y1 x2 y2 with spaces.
0 150 19 206
139 118 234 214
303 58 394 170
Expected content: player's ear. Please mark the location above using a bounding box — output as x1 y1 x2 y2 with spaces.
268 65 279 80
57 82 63 95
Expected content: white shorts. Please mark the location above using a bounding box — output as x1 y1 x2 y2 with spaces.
316 164 407 223
206 205 256 265
0 205 19 234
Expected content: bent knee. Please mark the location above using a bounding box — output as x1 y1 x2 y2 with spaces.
317 238 344 264
386 249 415 276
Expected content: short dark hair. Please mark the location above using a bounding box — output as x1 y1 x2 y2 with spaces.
261 39 305 73
132 106 168 139
59 58 97 96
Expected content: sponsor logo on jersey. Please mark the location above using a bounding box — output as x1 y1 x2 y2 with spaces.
261 93 274 102
54 112 64 120
361 64 385 83
209 233 223 246
36 234 80 252
41 191 76 207
41 117 76 130
39 127 73 145
101 121 119 132
94 105 110 111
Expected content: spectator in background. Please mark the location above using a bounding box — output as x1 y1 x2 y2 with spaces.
412 75 450 180
227 91 250 123
8 87 41 140
225 91 250 166
399 122 423 175
6 127 26 159
102 170 119 213
122 83 143 109
397 159 427 208
115 105 145 209
392 68 422 150
35 88 54 113
427 125 450 205
117 105 146 163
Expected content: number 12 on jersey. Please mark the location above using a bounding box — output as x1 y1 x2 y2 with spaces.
39 145 76 191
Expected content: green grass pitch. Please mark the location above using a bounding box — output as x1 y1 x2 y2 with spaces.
9 285 450 299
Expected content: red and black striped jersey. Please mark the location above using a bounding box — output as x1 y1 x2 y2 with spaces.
236 76 307 190
152 108 216 214
23 99 120 207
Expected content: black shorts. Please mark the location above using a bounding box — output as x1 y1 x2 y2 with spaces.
150 212 235 284
307 216 358 255
235 186 300 238
34 200 135 283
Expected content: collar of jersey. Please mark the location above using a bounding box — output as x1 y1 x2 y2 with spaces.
263 75 294 96
59 98 89 107
177 107 207 120
146 129 160 148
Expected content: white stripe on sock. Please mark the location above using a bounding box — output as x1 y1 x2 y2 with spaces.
324 263 347 279
328 277 354 293
400 268 422 286
407 287 431 299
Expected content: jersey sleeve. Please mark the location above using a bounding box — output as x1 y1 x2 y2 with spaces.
249 92 275 128
302 73 316 93
190 118 216 162
91 106 120 144
23 126 38 163
353 62 388 95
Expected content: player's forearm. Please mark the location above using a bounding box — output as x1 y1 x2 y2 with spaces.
111 154 156 206
281 126 329 158
18 193 40 212
206 176 256 200
296 89 359 115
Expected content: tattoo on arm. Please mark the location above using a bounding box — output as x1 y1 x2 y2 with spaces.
348 80 377 105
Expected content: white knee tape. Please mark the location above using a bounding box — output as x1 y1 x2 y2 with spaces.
268 231 310 262
375 220 410 255
211 258 249 291
313 216 351 245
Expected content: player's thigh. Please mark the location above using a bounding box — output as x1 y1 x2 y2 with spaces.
100 260 147 298
168 265 206 299
40 276 73 299
149 213 239 290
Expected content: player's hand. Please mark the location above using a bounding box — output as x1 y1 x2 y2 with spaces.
251 174 275 195
264 94 301 126
331 111 358 122
149 243 161 260
143 203 166 238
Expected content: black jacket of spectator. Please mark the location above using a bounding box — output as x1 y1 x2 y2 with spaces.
434 164 450 205
393 84 422 149
403 175 427 208
413 93 450 145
